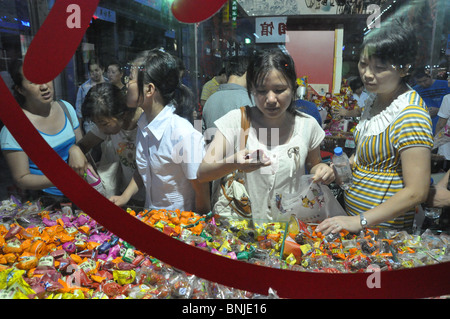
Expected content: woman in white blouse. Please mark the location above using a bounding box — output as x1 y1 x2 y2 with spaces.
198 48 334 221
110 50 210 214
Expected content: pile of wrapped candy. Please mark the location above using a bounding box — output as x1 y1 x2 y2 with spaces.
0 196 449 299
0 197 284 299
282 217 450 273
309 80 359 134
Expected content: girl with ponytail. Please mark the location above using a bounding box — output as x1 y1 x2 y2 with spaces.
110 49 210 213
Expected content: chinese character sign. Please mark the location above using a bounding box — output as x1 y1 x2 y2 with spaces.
255 17 287 43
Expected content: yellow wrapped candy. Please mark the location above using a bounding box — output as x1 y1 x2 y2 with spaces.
113 270 136 285
219 240 232 253
285 253 297 266
0 269 35 298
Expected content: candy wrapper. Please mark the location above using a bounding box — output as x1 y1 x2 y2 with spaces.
281 216 403 272
432 123 450 150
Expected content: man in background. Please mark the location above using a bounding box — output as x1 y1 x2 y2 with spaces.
200 67 227 109
202 55 252 143
413 68 450 134
76 58 107 134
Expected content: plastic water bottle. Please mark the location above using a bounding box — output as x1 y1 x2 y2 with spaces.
412 205 425 235
85 168 106 196
332 147 353 190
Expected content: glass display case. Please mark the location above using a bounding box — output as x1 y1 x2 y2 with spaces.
0 0 448 300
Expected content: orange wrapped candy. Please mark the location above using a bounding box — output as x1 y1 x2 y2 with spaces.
27 239 47 258
16 255 38 270
3 238 24 254
3 253 17 264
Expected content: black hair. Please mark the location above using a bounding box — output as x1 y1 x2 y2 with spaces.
246 48 299 115
88 58 103 70
9 59 26 107
136 49 195 122
217 67 226 76
81 82 132 121
360 19 417 81
413 67 429 79
107 60 123 72
175 55 186 75
225 55 250 78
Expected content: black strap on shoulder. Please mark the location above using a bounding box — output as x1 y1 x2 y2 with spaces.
57 100 74 129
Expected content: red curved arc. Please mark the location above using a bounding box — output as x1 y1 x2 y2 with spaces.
23 0 100 84
171 0 228 23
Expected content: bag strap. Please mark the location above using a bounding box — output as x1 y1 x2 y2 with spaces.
57 99 98 172
57 100 74 129
239 106 250 150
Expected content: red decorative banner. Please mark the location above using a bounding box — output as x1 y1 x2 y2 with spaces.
171 0 228 23
2 0 448 299
23 0 100 84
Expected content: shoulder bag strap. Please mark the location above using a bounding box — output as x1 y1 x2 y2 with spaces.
239 106 251 150
57 100 74 129
57 100 99 170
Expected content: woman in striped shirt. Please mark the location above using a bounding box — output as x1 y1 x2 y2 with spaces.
317 20 433 234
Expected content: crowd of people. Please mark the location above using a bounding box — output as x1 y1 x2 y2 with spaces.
0 18 449 236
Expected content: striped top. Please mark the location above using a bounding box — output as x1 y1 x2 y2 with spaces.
200 77 221 102
344 90 433 230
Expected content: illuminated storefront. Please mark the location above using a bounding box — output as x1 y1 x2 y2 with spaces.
1 0 448 104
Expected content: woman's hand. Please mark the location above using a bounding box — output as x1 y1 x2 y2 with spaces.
109 176 139 207
316 215 361 235
427 170 450 208
311 163 335 184
109 194 130 207
233 149 271 173
68 144 88 177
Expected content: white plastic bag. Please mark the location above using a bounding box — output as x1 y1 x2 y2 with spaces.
433 124 450 150
277 175 347 223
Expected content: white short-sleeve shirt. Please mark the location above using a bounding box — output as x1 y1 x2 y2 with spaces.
214 109 325 221
136 105 205 210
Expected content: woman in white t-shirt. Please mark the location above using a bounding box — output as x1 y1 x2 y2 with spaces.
110 49 210 214
198 48 334 221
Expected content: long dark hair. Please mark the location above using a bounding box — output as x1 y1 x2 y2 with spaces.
9 59 26 107
246 48 299 115
136 49 194 122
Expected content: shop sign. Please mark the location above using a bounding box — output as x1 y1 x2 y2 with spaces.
231 0 238 28
255 17 287 43
134 0 162 11
222 0 230 23
94 6 116 23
